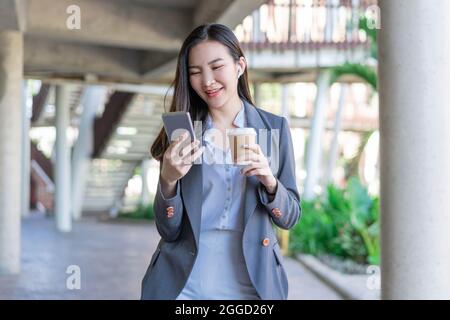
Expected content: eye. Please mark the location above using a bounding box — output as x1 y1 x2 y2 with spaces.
189 71 201 76
212 65 224 70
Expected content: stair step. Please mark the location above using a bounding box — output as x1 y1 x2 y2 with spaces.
82 90 168 212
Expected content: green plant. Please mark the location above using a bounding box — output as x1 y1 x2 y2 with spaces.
289 200 334 255
327 14 379 186
358 16 378 60
343 130 375 181
329 63 377 91
119 203 154 220
290 177 380 265
329 15 379 90
333 177 379 265
291 13 381 266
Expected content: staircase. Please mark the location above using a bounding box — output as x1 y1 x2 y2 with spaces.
82 93 166 213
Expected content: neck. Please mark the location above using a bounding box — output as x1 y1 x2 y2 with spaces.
208 95 243 129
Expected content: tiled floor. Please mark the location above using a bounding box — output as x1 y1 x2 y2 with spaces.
0 213 341 300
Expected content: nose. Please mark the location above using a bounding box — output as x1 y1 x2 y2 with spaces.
202 71 216 88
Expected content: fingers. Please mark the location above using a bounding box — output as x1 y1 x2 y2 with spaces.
236 153 260 164
191 145 205 162
181 140 204 165
242 167 267 177
241 143 261 154
239 145 270 175
180 144 205 166
169 132 191 157
240 162 263 175
236 144 262 163
179 139 200 158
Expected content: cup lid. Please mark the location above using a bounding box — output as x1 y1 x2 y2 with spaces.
226 127 257 136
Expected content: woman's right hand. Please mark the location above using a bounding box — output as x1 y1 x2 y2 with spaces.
160 132 204 187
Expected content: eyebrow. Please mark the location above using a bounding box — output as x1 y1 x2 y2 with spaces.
188 58 224 69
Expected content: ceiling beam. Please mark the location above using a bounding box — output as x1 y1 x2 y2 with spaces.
25 0 192 51
24 37 143 83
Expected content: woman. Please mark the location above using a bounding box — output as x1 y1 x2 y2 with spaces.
141 23 301 300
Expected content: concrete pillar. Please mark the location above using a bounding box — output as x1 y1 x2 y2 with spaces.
303 70 331 200
325 83 347 184
55 85 72 232
379 0 450 299
0 31 23 274
141 159 151 207
280 83 289 121
324 0 334 42
71 86 107 220
21 81 31 218
252 8 261 42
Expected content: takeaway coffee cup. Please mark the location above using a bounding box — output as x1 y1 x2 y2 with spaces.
227 128 257 165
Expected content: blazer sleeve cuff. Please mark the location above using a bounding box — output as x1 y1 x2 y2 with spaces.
154 178 183 241
157 179 181 206
257 179 288 216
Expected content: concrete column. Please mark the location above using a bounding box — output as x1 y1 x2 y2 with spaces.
21 81 31 218
252 8 261 42
348 0 360 41
71 86 107 220
55 85 72 232
325 83 347 184
303 70 331 200
379 0 450 299
141 159 151 207
0 31 23 274
324 0 334 42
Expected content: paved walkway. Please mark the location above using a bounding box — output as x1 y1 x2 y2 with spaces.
0 213 341 300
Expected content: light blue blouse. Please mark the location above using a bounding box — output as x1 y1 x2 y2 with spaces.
200 103 247 232
176 103 259 299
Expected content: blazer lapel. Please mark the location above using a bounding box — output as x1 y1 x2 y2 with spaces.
242 100 269 227
181 159 202 248
180 118 210 248
181 101 269 244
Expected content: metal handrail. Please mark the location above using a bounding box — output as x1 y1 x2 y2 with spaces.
235 0 377 48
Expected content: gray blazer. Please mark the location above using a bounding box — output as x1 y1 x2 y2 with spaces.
141 101 301 300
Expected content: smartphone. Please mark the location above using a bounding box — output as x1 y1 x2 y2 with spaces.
162 111 196 145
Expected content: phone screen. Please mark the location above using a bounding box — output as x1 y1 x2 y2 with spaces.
162 112 196 143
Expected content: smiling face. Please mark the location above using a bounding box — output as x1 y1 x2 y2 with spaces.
188 40 245 111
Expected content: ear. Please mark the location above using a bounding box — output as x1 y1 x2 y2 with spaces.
237 57 246 78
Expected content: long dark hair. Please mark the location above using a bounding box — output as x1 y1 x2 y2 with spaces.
150 23 254 161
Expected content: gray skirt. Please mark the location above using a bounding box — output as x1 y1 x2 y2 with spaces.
176 229 260 300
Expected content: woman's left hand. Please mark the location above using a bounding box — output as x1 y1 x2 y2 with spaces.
238 143 277 194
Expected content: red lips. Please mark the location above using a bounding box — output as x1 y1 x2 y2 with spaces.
205 87 222 93
205 87 223 97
